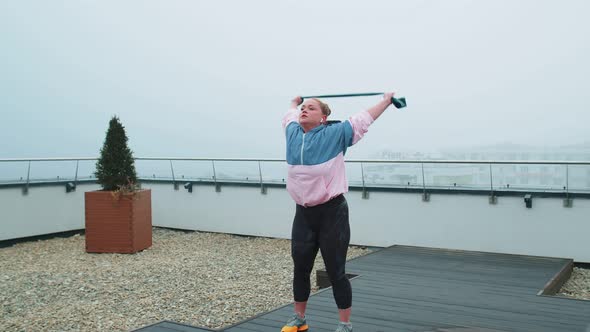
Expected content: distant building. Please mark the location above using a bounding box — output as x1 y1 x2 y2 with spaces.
367 142 590 190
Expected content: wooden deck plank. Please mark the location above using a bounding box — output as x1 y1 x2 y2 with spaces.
138 246 590 332
133 321 216 331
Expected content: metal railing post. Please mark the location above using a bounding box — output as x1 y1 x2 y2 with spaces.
74 160 79 186
258 161 266 195
489 164 497 204
361 162 368 199
65 160 79 193
566 164 569 193
212 160 220 192
170 160 178 190
564 165 572 207
22 161 31 195
421 163 429 201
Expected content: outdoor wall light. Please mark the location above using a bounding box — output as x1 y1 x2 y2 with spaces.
184 182 193 193
524 194 532 208
65 182 76 193
489 195 497 205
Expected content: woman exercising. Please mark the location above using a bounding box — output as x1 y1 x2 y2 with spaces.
281 93 396 332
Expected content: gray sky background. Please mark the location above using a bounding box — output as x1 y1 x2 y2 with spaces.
1 0 589 159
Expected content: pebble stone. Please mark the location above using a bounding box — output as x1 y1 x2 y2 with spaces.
557 267 590 300
0 228 369 331
1 228 588 331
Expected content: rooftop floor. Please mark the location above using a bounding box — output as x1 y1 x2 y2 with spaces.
136 245 590 332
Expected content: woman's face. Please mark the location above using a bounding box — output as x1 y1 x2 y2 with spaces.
299 99 326 128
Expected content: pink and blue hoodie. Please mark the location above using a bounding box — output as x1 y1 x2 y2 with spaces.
282 107 375 207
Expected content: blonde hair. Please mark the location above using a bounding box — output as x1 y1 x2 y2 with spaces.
310 98 331 117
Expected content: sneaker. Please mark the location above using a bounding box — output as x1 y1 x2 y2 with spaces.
335 322 353 332
281 314 309 332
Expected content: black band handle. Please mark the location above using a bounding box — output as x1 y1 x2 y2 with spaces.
391 97 407 109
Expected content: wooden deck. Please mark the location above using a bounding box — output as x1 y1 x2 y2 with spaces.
134 320 215 332
135 246 590 332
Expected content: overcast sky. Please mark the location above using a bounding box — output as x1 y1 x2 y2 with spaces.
1 0 589 159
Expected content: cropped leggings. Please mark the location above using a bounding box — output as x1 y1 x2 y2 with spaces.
291 194 352 309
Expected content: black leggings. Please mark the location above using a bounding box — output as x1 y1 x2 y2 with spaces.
291 195 352 309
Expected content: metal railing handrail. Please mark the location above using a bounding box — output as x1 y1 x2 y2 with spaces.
1 157 589 165
2 156 590 197
0 157 98 162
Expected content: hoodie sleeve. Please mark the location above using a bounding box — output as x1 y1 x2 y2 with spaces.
347 110 375 145
282 107 299 131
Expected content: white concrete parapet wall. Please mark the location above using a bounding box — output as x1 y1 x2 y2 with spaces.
0 184 99 241
1 182 589 262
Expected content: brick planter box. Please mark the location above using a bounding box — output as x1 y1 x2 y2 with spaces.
85 189 152 253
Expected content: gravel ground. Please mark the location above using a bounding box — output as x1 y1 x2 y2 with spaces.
0 228 370 331
558 267 590 300
1 228 588 332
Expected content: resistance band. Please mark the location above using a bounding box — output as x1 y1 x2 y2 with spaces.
302 93 407 109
